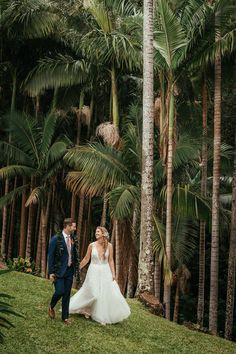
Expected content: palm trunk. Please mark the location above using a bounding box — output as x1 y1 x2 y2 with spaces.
87 95 94 139
114 220 122 285
25 203 35 259
127 209 138 298
137 0 154 294
154 255 161 300
100 191 108 227
164 86 174 320
111 65 119 127
224 134 236 340
35 221 42 272
1 180 9 260
76 194 85 258
209 22 222 334
19 177 28 258
1 70 17 259
41 190 51 277
197 75 208 328
70 194 77 220
70 92 85 219
7 177 18 259
173 280 180 323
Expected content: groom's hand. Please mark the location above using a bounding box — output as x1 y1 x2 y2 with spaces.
49 274 56 283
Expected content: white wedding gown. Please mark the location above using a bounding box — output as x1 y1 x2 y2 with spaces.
69 242 131 324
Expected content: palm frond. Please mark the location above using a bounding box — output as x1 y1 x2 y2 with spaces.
109 185 140 219
0 165 36 180
25 186 47 206
190 28 236 69
153 215 172 285
65 143 130 196
172 216 198 266
46 140 72 168
0 141 33 166
0 184 29 209
9 112 40 165
2 0 60 39
154 0 188 69
40 114 58 162
160 184 211 221
84 0 113 33
25 55 89 96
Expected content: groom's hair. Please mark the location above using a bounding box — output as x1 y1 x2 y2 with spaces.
63 218 76 228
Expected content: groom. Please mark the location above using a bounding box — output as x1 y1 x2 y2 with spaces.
48 218 79 324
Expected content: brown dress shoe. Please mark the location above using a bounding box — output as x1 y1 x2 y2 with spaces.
63 319 72 325
48 306 55 319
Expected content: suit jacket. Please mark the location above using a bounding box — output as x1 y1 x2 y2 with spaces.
48 232 79 278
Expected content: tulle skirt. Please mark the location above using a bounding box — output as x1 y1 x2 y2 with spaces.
69 263 130 324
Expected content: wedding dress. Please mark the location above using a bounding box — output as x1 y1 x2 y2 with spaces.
69 242 131 324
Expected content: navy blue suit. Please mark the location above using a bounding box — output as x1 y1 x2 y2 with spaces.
48 233 78 321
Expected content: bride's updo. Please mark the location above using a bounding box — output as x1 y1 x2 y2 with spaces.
97 226 109 260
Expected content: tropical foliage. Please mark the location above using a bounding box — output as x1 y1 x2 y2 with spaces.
0 0 235 343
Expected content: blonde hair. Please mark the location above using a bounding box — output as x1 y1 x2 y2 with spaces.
96 226 109 260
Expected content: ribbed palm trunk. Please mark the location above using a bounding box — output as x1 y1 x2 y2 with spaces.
76 194 85 258
154 255 161 300
224 134 236 340
19 177 28 258
173 280 180 323
2 70 17 260
100 191 108 227
35 221 42 272
7 177 17 259
25 203 35 259
41 190 51 277
111 65 119 127
1 180 9 260
209 30 221 335
137 0 154 294
114 220 122 288
164 87 174 320
127 209 138 298
197 76 208 327
87 95 94 139
70 92 85 219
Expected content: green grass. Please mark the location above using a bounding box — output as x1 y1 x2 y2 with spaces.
0 271 236 354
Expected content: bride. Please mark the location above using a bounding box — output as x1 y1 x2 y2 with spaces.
69 226 131 324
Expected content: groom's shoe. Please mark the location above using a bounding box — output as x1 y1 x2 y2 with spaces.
48 306 55 319
63 319 72 325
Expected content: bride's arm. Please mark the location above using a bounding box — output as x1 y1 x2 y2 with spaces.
108 243 116 281
80 244 92 270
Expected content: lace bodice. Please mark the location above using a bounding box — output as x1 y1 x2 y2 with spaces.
91 242 109 265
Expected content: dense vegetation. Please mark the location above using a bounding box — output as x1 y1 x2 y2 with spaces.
0 0 235 343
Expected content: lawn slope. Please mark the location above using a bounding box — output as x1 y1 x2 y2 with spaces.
0 271 235 354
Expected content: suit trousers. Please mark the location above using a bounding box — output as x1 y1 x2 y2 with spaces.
50 265 74 320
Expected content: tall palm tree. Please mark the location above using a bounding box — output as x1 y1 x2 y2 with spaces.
197 74 208 328
137 0 154 293
81 0 142 127
224 134 236 340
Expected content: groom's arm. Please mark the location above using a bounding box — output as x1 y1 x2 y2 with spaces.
48 236 57 277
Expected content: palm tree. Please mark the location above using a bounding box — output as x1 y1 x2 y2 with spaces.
209 0 236 334
197 74 208 328
137 0 154 294
65 106 212 295
81 0 142 127
224 134 236 340
0 112 72 276
153 0 235 321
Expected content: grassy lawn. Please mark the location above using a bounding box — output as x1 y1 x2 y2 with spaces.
0 271 236 354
